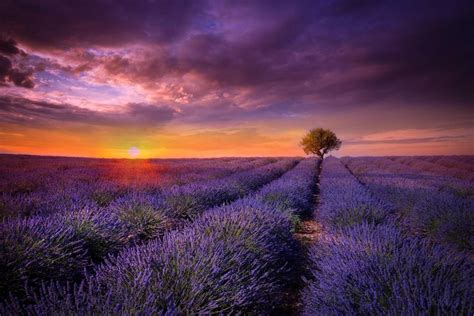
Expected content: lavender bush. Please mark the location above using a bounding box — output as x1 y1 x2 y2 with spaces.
3 154 471 314
2 158 319 314
110 193 172 241
4 203 295 314
161 158 299 220
391 156 474 181
302 157 473 315
318 157 391 228
63 208 130 261
0 158 299 302
256 157 319 216
302 223 473 315
0 156 276 220
411 192 474 250
342 156 474 250
422 156 474 174
0 217 88 298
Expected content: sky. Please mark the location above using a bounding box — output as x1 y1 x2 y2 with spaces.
0 0 473 158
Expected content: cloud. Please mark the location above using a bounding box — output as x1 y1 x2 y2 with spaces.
0 96 176 127
125 102 176 123
0 0 205 49
0 35 35 88
347 136 469 145
6 68 35 88
0 56 12 83
0 36 23 56
3 1 471 107
346 127 473 145
78 0 472 111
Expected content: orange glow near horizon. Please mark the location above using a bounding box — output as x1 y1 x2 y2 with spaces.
0 124 472 158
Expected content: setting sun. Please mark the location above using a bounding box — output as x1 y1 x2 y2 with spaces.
127 146 140 158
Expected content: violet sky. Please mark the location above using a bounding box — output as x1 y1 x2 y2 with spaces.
0 0 473 157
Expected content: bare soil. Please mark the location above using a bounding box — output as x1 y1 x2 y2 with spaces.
294 217 324 246
273 186 324 315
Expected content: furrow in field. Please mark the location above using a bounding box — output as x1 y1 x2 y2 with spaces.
0 157 276 221
275 159 324 315
2 158 321 314
342 156 473 251
389 156 474 182
300 157 473 315
420 156 474 174
0 158 299 301
341 156 471 192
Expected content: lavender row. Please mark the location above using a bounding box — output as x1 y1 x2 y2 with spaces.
341 156 471 193
303 223 473 315
390 156 474 182
0 156 275 220
0 158 298 300
254 157 320 217
342 156 473 250
316 157 392 228
422 156 474 173
418 155 474 168
3 158 320 314
301 157 473 315
0 156 249 198
160 158 299 220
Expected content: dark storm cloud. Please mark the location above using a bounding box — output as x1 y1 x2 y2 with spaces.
0 35 34 88
107 1 473 110
0 36 22 56
338 5 474 104
0 56 12 85
0 96 176 127
7 68 35 88
223 0 474 106
1 0 473 114
0 0 205 48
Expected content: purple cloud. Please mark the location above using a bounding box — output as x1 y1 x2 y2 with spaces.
0 96 176 127
0 0 472 144
0 35 34 88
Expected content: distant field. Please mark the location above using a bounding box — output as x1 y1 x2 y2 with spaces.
0 155 472 314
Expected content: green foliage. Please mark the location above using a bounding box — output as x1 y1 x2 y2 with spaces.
165 194 202 220
91 190 118 207
65 210 127 261
300 128 341 158
118 204 169 240
331 205 386 228
290 215 302 233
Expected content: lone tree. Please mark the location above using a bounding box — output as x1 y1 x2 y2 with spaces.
300 128 341 159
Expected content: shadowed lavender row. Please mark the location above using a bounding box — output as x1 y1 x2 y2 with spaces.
316 157 392 228
2 158 320 314
420 156 474 173
341 156 472 193
0 156 277 220
0 158 299 300
342 156 473 250
389 156 474 181
301 157 473 315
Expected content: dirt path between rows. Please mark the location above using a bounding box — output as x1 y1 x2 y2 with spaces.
273 180 324 315
294 210 325 247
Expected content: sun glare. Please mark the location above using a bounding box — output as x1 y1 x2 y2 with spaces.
128 146 140 158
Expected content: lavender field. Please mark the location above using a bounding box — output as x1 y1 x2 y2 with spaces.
1 155 473 314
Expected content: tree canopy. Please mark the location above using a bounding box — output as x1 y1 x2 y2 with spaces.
300 128 341 159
